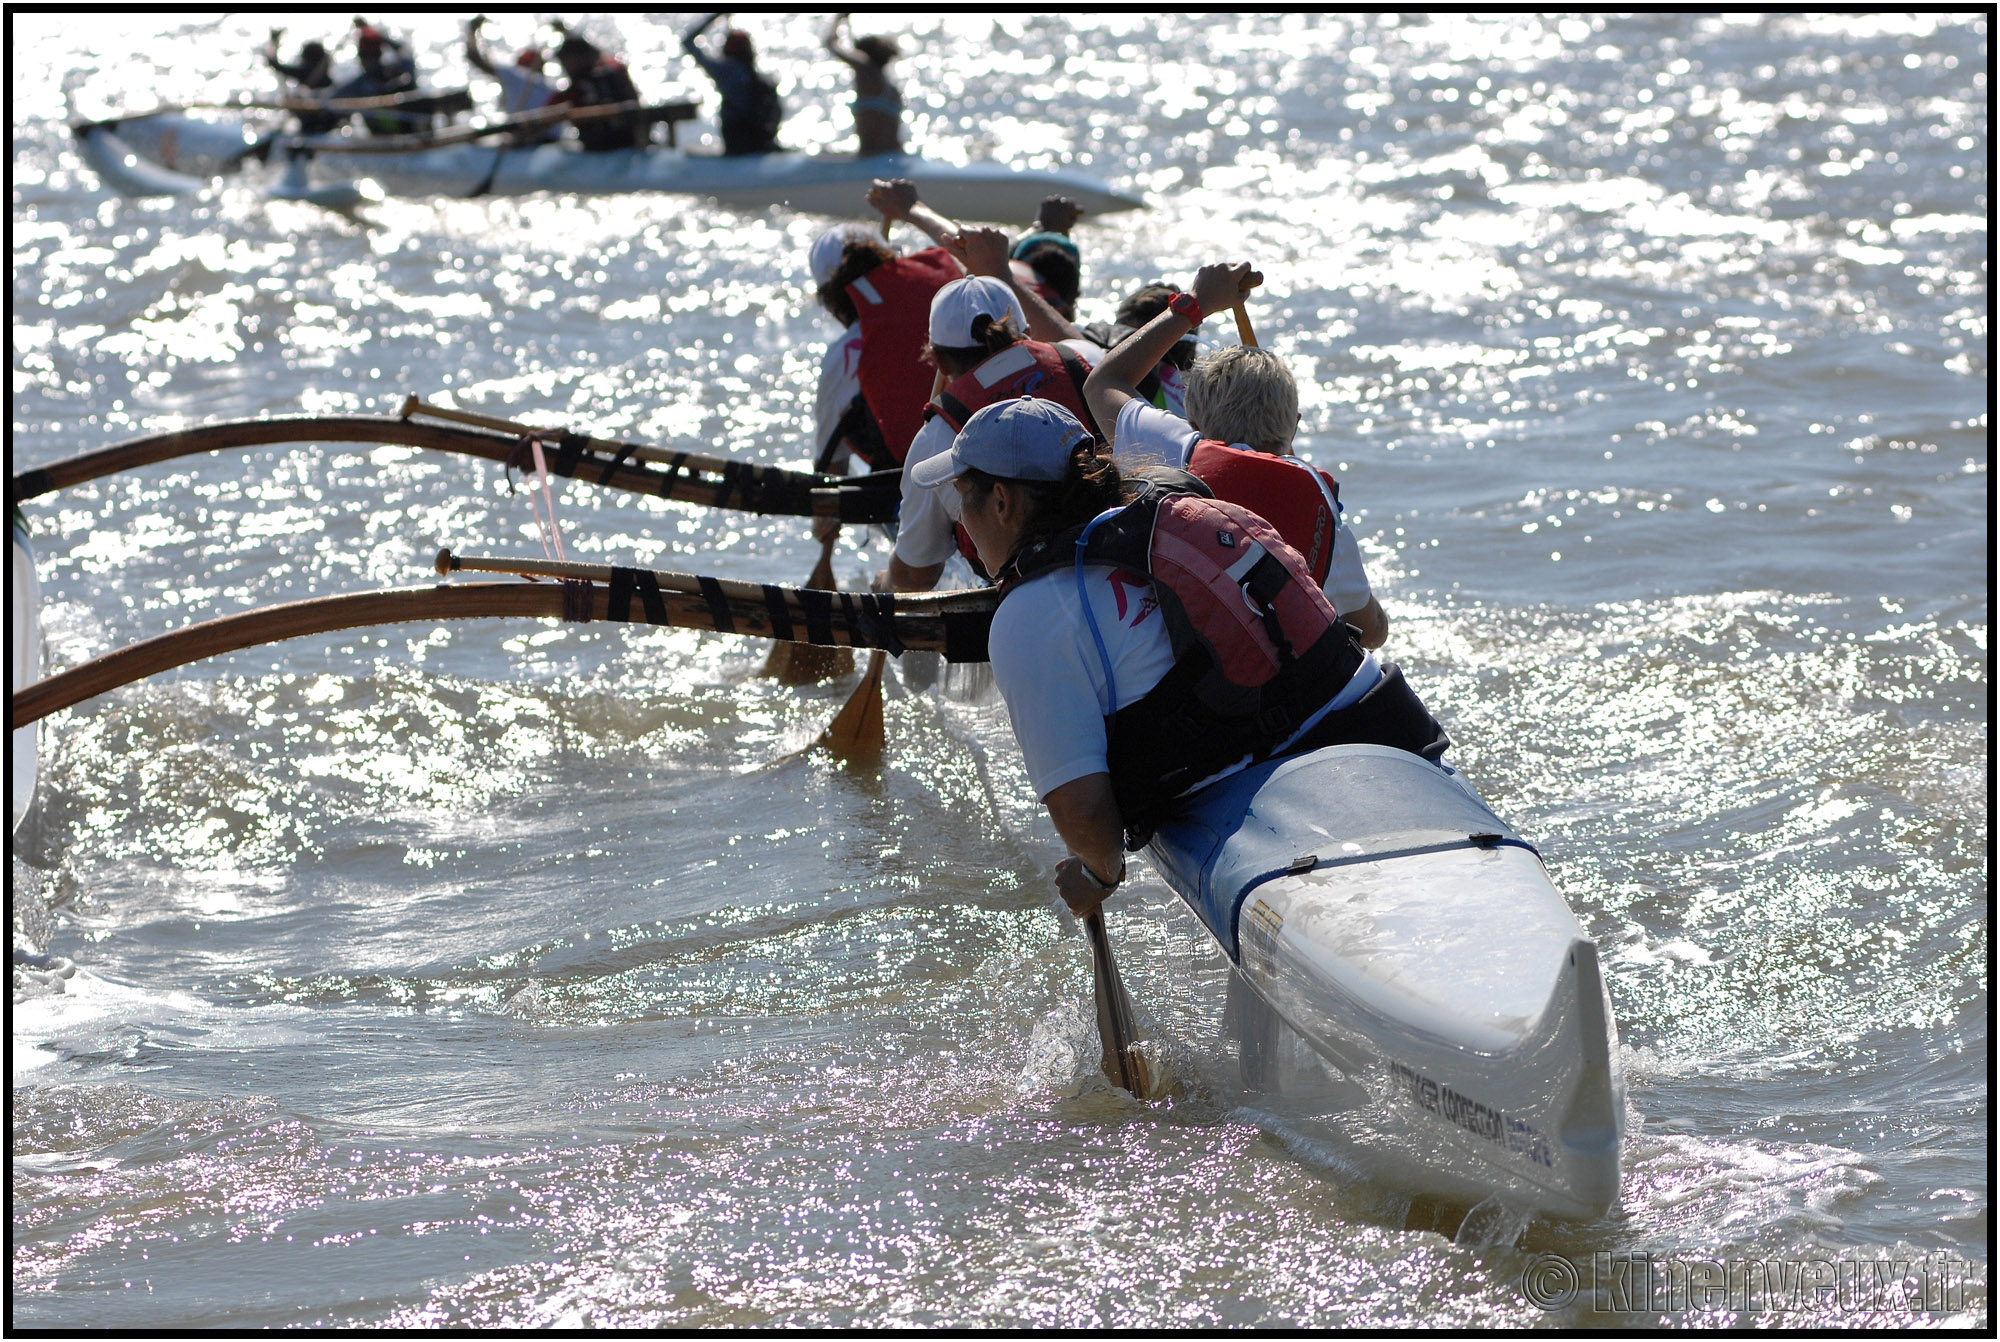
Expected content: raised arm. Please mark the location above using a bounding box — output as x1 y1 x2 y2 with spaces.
957 226 1082 345
866 177 960 252
682 11 723 58
1084 261 1260 443
465 15 497 77
823 12 865 68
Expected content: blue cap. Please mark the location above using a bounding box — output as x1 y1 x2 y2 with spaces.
908 398 1093 489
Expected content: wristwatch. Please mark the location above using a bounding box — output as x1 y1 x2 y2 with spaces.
1080 860 1126 892
1167 292 1205 327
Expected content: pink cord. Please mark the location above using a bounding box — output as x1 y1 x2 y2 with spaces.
523 434 569 562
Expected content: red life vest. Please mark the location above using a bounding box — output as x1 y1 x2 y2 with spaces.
848 247 961 462
1185 440 1341 588
928 339 1095 434
1001 471 1363 840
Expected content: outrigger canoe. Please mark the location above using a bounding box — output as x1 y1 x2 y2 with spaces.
74 112 1145 220
1150 744 1625 1221
9 536 1625 1221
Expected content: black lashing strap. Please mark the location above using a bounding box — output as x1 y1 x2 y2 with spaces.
760 584 796 642
796 587 836 647
604 566 668 626
843 593 906 655
696 576 735 634
712 460 750 510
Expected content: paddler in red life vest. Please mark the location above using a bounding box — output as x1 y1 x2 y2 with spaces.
1083 261 1391 650
905 398 1447 917
806 179 973 485
880 250 1113 595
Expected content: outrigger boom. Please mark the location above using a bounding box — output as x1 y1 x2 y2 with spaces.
9 567 996 731
9 409 901 524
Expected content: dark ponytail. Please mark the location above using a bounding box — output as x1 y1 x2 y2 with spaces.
817 240 895 327
925 315 1024 377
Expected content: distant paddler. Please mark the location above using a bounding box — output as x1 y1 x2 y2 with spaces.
547 24 645 152
335 19 424 136
263 28 341 135
823 13 903 157
681 12 783 156
1083 261 1390 648
464 15 559 143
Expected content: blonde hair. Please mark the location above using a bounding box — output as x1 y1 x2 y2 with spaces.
1183 346 1298 453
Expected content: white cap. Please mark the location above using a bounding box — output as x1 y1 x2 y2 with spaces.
928 275 1027 347
908 398 1093 489
809 223 881 287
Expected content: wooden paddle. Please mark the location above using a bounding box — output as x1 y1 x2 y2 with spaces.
812 365 951 760
1082 907 1154 1097
1234 274 1264 347
761 533 854 682
818 650 886 761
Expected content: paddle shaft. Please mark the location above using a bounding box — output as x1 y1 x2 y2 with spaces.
74 86 473 131
401 396 761 478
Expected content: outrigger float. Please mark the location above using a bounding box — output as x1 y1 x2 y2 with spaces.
10 403 1622 1222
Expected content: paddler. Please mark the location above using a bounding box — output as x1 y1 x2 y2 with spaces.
1079 284 1197 418
263 29 343 136
1009 195 1086 321
333 20 421 136
464 15 560 142
1083 261 1391 649
681 12 783 155
805 179 970 488
878 223 1108 595
265 29 333 92
823 13 903 157
547 26 644 151
904 398 1448 919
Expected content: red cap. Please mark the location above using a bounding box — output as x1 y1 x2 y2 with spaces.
515 47 543 68
356 26 384 48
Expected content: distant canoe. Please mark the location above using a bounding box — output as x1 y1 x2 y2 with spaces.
76 113 1145 221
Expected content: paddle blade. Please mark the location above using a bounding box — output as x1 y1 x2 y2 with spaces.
763 537 854 683
1083 909 1155 1097
819 650 885 762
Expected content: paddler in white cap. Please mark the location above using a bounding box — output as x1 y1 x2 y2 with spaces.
878 267 1111 594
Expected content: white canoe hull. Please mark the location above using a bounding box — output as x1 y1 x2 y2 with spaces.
11 516 42 835
1148 744 1625 1222
83 115 1144 220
